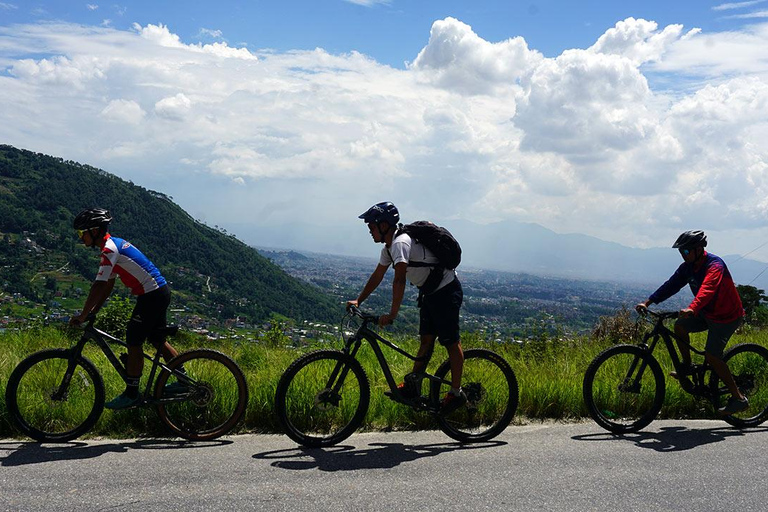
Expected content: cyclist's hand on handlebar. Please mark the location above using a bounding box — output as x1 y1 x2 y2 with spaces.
69 314 85 327
378 313 396 327
635 301 650 314
346 300 359 312
679 308 694 318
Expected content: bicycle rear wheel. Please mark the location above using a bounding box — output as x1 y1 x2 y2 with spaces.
5 349 105 442
155 349 248 441
275 350 369 447
433 349 518 443
719 343 768 428
583 344 665 433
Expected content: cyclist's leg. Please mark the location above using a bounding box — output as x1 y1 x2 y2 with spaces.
705 317 745 401
412 335 435 374
114 296 151 405
145 286 176 362
674 315 708 366
415 301 437 374
444 341 464 389
431 278 464 390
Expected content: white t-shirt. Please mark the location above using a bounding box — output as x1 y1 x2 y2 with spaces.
379 232 456 291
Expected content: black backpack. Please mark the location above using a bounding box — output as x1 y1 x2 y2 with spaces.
398 221 462 270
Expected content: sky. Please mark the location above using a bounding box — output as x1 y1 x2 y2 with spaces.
1 1 768 262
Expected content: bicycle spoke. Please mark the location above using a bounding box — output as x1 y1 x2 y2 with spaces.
275 350 369 447
6 350 104 442
156 349 248 441
435 349 518 442
721 344 768 427
583 345 665 433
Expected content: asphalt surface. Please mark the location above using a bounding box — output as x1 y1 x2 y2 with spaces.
1 420 766 511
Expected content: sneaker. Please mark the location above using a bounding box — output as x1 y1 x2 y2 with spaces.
718 396 749 415
440 390 467 416
105 392 142 410
163 381 190 396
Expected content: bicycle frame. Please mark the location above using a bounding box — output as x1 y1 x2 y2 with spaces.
64 317 186 403
342 307 450 408
637 311 719 401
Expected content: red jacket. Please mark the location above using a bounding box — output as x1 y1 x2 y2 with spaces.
649 251 744 323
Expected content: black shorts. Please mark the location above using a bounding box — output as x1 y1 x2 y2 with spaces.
419 278 463 346
126 285 171 347
674 314 743 358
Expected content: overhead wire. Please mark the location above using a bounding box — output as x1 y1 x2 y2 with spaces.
733 239 768 286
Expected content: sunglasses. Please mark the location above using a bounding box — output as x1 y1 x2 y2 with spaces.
679 248 691 256
76 229 90 238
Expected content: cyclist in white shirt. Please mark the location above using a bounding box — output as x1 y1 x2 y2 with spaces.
347 202 466 414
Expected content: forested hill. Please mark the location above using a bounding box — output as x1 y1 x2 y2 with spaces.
0 145 338 323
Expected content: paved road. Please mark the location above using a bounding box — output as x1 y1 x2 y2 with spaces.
1 420 766 511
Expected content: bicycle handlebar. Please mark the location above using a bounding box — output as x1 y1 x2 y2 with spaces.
639 308 679 321
347 304 380 325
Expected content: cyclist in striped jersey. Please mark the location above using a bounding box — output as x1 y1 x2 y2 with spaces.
69 208 180 409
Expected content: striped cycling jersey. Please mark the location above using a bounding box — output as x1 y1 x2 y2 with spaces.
96 234 167 295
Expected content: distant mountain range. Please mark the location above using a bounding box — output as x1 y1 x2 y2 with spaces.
231 219 768 291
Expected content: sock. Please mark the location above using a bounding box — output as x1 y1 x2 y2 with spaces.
451 387 462 396
125 377 140 399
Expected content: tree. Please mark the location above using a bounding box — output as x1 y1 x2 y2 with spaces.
737 285 768 324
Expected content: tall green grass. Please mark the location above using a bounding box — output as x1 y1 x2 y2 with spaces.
2 323 768 439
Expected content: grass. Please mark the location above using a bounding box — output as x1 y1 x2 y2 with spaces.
2 322 768 439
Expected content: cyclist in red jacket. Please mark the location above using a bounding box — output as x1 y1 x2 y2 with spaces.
636 230 747 415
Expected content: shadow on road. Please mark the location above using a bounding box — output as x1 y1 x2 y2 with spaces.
0 438 232 467
253 440 505 471
572 425 768 452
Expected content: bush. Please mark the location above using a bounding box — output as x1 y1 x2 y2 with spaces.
591 306 643 344
96 295 133 337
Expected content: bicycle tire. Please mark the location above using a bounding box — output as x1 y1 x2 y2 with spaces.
433 349 519 443
275 350 370 447
583 344 665 434
155 349 248 441
5 349 105 442
718 343 768 428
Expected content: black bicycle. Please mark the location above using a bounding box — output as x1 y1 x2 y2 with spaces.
583 309 768 433
5 315 248 442
274 305 518 447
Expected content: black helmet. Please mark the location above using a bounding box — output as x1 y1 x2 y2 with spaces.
358 202 400 226
73 208 113 230
672 230 707 250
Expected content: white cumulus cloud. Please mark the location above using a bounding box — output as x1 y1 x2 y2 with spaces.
0 18 767 253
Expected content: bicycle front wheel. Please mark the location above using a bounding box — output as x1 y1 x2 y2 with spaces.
275 350 370 447
720 343 768 428
155 349 248 441
5 349 105 442
583 344 665 434
433 349 519 443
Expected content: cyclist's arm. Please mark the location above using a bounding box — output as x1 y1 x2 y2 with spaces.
689 263 724 314
71 279 115 324
647 263 690 305
350 263 389 307
380 262 407 326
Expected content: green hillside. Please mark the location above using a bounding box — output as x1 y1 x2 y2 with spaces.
0 145 338 323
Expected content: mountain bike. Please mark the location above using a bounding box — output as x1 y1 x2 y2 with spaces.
274 305 518 447
583 309 768 433
5 314 248 442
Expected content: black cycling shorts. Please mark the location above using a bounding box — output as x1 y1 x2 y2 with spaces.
675 314 743 358
419 277 463 347
126 285 171 347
